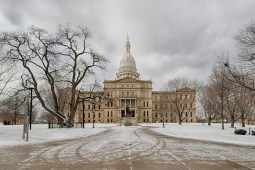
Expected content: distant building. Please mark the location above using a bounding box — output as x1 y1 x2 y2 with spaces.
72 37 196 124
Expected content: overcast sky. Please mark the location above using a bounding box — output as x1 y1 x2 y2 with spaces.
1 0 255 90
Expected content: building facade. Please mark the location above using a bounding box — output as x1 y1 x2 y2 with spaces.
74 38 196 124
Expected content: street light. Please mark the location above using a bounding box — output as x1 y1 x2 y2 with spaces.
92 95 100 128
78 96 87 128
162 113 165 128
26 87 34 130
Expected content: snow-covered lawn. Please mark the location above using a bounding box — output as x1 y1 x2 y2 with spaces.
0 123 254 148
144 123 255 146
0 123 117 148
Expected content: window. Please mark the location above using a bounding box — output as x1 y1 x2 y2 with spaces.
155 104 157 109
107 111 109 117
111 111 113 117
99 105 101 109
191 119 193 122
144 102 145 107
88 120 90 123
185 95 187 99
88 105 90 109
171 119 172 122
155 113 157 117
144 119 146 122
185 112 188 117
147 111 149 116
99 113 101 118
190 112 193 117
144 111 146 117
88 113 90 118
147 102 149 107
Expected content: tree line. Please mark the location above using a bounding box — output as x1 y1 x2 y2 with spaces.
0 24 107 126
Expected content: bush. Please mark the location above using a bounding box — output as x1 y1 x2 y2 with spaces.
234 129 247 135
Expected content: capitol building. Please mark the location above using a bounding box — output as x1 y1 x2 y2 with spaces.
74 38 196 125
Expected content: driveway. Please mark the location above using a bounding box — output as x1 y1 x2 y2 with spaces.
0 126 254 170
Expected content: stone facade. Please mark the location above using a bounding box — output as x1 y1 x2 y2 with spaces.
74 38 196 124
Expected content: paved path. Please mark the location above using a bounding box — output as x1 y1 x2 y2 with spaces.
0 126 254 170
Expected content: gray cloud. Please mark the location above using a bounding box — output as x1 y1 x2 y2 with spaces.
0 0 255 89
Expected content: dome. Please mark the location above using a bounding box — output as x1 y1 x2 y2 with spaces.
116 37 140 80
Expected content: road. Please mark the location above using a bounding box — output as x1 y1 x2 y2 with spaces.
0 126 254 170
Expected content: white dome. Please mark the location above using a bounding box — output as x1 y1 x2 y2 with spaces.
116 37 140 80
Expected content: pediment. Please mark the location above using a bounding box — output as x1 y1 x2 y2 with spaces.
177 87 195 92
115 77 141 83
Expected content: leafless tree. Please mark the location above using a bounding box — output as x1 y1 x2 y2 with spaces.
209 62 229 130
224 19 255 91
199 84 218 125
0 24 107 126
163 77 196 125
236 87 254 127
0 94 26 125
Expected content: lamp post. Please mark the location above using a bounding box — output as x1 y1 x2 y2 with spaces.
162 113 165 128
25 87 34 130
79 96 86 128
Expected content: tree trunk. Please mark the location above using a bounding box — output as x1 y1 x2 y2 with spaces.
241 113 245 127
221 112 224 130
230 115 234 128
178 116 182 125
208 116 211 126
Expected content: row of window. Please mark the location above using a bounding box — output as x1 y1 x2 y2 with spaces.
87 105 101 110
155 113 173 118
154 103 193 109
86 119 114 123
154 94 193 101
143 101 149 107
86 111 114 118
143 111 149 117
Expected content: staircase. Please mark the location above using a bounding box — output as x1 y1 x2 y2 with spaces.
121 117 137 126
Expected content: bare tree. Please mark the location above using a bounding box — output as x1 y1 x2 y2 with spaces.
163 77 196 125
209 62 229 130
236 87 254 127
224 19 255 91
199 84 218 125
225 84 240 128
0 24 107 126
0 94 26 125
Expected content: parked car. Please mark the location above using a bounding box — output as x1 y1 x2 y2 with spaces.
234 129 247 135
252 130 255 136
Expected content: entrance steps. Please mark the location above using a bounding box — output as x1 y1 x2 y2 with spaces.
121 117 138 126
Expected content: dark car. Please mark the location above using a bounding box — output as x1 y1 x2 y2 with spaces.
252 130 255 136
234 129 247 135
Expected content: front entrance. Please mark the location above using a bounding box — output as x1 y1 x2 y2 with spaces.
121 109 135 117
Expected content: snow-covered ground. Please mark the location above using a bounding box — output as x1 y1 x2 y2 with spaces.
0 123 117 147
0 123 254 148
145 123 255 146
